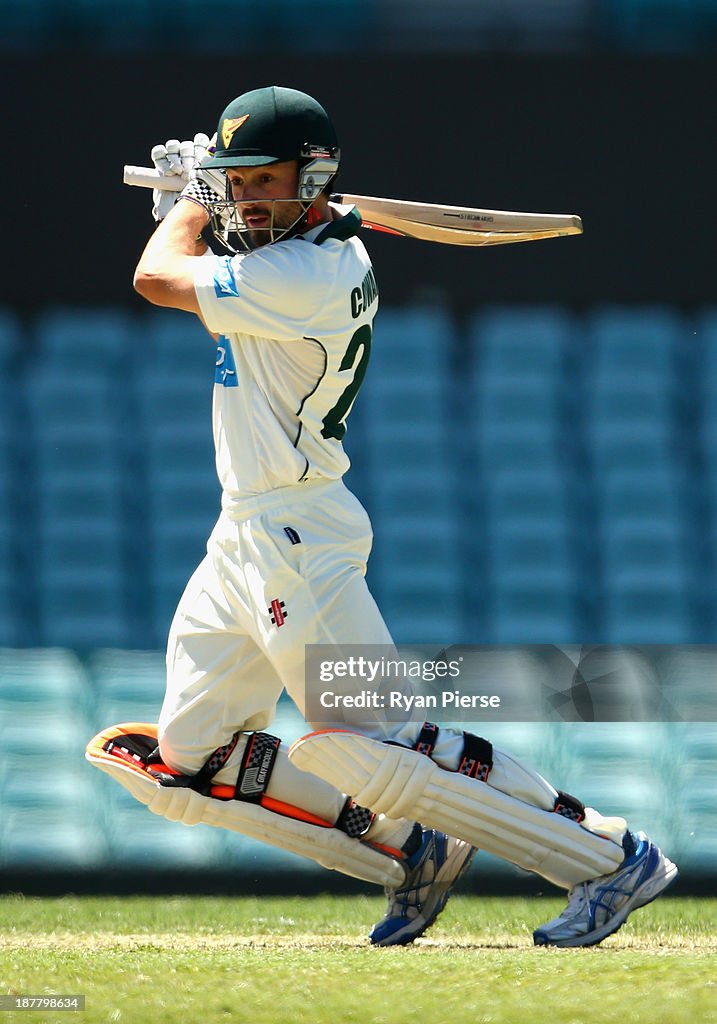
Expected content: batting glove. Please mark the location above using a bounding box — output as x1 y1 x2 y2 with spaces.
192 132 226 198
151 133 225 222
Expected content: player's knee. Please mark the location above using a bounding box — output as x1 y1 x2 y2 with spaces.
156 715 215 778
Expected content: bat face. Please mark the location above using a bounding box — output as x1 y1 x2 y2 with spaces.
332 194 583 247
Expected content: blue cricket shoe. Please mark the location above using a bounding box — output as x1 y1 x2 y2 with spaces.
370 829 476 947
533 830 678 948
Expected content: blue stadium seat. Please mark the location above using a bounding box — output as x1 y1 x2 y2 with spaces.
476 422 564 474
476 384 560 435
370 304 457 379
37 581 130 650
697 387 717 468
1 765 88 813
361 374 447 428
696 307 717 382
488 527 576 587
587 384 673 423
360 308 456 506
0 647 88 707
470 305 574 383
668 722 717 868
148 523 212 642
36 466 122 521
0 463 21 645
587 423 675 476
371 521 460 580
136 350 219 641
33 307 132 377
1 716 89 768
0 810 106 868
367 431 454 483
597 467 685 524
141 308 218 379
136 377 213 443
602 582 691 643
601 519 688 578
490 584 579 644
484 466 570 524
585 305 682 384
0 308 20 371
379 593 464 645
26 373 118 429
89 649 165 724
369 479 457 534
99 803 222 867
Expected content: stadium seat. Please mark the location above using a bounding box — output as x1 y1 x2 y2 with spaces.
586 305 682 383
370 304 457 378
587 423 675 476
101 801 222 867
484 466 570 524
470 305 574 380
596 467 685 524
88 649 166 727
141 308 218 379
135 368 214 437
490 539 576 590
0 462 22 645
32 307 132 377
490 580 579 644
135 361 220 643
0 647 88 708
1 715 89 770
0 308 20 370
696 307 717 382
602 582 691 643
0 810 106 868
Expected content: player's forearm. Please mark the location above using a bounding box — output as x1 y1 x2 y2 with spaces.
134 198 210 310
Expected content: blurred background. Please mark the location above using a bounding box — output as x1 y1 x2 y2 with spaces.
0 0 715 893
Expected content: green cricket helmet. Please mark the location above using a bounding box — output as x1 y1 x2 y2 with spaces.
203 85 340 203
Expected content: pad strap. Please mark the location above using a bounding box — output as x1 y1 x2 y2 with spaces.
154 732 241 795
413 721 439 757
413 722 493 782
458 732 493 781
554 790 586 823
234 732 281 803
336 798 375 838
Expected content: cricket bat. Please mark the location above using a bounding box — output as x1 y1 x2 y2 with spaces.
122 165 583 246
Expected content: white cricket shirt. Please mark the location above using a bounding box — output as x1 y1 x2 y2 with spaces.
194 205 378 505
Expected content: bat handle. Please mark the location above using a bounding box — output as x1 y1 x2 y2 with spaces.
123 166 185 192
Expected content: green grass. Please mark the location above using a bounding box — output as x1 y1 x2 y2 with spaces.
0 895 715 1024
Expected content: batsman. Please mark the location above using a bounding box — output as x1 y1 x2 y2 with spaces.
87 85 676 947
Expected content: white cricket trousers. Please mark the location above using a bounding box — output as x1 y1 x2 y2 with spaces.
158 477 414 777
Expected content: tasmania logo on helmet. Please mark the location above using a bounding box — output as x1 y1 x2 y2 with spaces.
221 114 250 149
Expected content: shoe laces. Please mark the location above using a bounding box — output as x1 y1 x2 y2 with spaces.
561 882 589 921
383 839 436 921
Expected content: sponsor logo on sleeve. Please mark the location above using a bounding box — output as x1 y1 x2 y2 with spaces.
215 335 238 387
213 257 240 298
